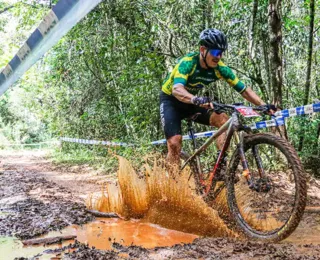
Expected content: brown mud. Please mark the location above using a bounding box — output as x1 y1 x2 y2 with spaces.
0 150 320 259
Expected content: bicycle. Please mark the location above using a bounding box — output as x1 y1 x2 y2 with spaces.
180 102 307 242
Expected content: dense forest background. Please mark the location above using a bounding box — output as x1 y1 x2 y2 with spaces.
0 0 319 173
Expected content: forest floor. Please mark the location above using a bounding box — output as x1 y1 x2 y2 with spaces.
0 150 320 260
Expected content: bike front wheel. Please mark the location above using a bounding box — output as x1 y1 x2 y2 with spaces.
226 133 307 242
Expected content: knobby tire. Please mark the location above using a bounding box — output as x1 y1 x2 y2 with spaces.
226 133 307 242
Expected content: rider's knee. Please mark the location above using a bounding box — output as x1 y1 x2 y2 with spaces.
167 135 182 152
210 112 229 127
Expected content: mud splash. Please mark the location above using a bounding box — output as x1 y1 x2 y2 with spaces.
87 156 236 237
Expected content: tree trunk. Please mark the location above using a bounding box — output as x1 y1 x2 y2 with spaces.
201 0 212 30
303 0 315 106
268 0 283 107
298 0 315 152
268 0 288 139
316 124 320 156
261 31 271 95
249 0 258 59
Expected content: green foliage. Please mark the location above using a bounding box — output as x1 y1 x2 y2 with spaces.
0 0 319 174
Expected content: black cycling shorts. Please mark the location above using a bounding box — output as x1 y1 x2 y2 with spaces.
159 91 212 139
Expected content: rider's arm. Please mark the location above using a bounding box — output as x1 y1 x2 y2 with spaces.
215 61 266 106
241 87 266 106
172 83 194 104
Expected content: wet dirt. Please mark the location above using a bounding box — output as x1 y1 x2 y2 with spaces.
0 150 320 259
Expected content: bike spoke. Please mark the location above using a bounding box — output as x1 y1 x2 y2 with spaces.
230 140 301 237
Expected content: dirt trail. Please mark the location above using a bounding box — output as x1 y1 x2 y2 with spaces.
0 150 320 259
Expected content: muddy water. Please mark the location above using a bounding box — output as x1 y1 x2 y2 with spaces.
0 236 69 260
86 156 320 245
72 218 197 249
87 156 235 238
0 218 197 259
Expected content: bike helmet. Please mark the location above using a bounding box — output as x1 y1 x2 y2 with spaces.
199 28 228 50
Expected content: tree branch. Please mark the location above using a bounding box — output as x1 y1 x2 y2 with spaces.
0 1 52 15
0 5 14 15
168 32 177 58
83 57 107 84
143 49 176 58
313 26 320 35
228 66 263 85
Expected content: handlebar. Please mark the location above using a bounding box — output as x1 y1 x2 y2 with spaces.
211 101 268 112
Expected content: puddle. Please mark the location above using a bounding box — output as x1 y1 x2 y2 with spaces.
0 218 197 259
87 156 235 237
0 236 62 260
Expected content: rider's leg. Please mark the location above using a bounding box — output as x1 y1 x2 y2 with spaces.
209 112 229 150
159 92 184 173
166 134 182 172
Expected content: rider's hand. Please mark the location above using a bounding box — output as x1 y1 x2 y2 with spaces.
191 96 213 109
261 104 276 115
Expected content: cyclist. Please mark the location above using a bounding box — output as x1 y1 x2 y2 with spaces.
160 28 272 169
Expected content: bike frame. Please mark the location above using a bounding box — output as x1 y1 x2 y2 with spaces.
181 111 257 195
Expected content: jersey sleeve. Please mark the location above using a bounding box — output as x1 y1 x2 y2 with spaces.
172 58 196 86
214 61 247 93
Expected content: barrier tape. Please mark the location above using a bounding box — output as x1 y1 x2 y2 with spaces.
2 141 59 147
60 137 133 147
0 0 102 96
61 103 320 146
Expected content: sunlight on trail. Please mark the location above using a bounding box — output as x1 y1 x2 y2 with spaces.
86 156 236 237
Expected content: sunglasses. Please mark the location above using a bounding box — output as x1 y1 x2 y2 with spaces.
208 49 224 57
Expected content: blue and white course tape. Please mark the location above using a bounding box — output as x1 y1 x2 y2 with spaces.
60 137 133 147
0 0 102 96
61 103 320 146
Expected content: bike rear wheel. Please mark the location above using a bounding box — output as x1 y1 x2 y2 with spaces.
226 133 307 242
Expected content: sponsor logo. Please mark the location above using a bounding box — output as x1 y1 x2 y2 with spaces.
160 103 165 127
195 77 214 81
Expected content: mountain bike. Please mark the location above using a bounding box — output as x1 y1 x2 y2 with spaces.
180 102 307 242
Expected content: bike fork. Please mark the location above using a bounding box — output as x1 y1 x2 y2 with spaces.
252 145 266 178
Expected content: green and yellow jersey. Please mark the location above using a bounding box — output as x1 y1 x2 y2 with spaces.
161 52 246 95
